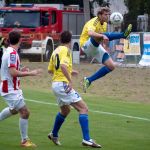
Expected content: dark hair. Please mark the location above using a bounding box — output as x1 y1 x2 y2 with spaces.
60 31 72 44
97 7 110 16
8 30 21 45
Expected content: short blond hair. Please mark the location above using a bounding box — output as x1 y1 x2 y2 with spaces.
96 7 110 16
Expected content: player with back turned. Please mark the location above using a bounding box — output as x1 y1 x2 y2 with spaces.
47 30 101 148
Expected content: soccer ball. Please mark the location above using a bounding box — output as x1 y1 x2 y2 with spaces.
110 12 123 25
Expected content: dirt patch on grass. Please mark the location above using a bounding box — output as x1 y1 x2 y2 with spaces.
21 62 150 103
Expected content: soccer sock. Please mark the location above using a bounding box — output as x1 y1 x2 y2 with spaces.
0 107 12 121
52 112 66 137
79 114 90 141
87 66 112 83
19 118 29 142
104 32 124 41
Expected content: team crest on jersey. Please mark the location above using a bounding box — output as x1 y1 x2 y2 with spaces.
10 54 16 64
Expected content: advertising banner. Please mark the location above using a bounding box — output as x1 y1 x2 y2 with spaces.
124 33 141 55
139 33 150 66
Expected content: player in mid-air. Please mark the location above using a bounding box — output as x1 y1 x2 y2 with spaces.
0 30 42 147
47 31 101 148
80 7 132 92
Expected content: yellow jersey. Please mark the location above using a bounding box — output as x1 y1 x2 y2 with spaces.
79 17 107 47
48 45 72 83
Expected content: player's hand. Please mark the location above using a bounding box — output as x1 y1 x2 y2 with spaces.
65 81 73 93
30 69 43 76
21 66 30 72
102 34 109 41
71 70 79 76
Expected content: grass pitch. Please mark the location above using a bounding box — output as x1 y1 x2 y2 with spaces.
0 62 150 150
0 88 150 150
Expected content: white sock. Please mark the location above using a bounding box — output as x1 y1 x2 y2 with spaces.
0 107 12 121
19 118 29 142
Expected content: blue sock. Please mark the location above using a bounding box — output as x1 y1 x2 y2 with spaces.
87 66 112 83
104 32 124 41
79 114 90 141
52 112 66 137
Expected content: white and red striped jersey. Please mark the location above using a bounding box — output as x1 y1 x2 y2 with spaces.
0 47 20 96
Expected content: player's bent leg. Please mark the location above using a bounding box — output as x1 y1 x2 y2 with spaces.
60 105 71 117
72 100 90 140
72 100 101 148
48 112 66 139
104 32 124 41
18 106 36 147
83 50 112 93
104 24 132 41
81 37 100 58
48 106 70 145
19 105 30 119
103 56 115 71
83 77 91 93
48 132 61 146
0 107 13 121
83 53 114 93
71 99 88 114
124 24 132 38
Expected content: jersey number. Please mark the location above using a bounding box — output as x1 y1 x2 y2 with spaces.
55 54 60 70
75 92 80 98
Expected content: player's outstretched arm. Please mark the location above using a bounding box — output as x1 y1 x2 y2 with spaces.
9 67 42 77
20 66 30 72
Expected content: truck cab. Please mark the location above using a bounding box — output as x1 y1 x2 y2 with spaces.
0 4 84 61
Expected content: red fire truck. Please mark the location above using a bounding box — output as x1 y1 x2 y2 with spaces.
0 4 84 61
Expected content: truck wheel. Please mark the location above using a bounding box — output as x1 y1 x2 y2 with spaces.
44 40 53 61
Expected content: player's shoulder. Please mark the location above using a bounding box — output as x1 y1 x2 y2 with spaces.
58 46 69 53
93 16 99 22
88 17 99 26
6 47 17 54
51 46 69 58
60 46 71 58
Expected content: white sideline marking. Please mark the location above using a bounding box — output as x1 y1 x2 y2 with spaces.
90 110 150 122
25 98 150 122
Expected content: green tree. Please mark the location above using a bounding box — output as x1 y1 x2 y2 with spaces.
124 0 150 31
5 0 105 8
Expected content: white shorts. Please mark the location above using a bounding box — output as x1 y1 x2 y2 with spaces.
2 90 25 111
52 82 82 106
82 38 108 63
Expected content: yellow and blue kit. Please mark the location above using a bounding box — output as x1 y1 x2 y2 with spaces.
79 17 107 47
48 46 72 83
